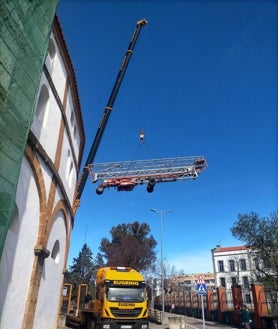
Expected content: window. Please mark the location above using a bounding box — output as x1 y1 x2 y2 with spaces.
106 287 146 302
220 278 226 287
66 149 71 179
245 294 251 303
45 38 56 73
243 276 249 288
68 162 73 188
48 39 56 61
254 258 260 269
229 259 235 271
36 84 49 125
240 258 247 271
51 240 60 264
218 260 224 272
231 277 237 286
9 208 19 234
66 149 74 187
70 110 75 126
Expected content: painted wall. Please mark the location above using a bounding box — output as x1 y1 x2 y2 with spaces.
0 158 40 328
0 16 85 329
33 211 67 329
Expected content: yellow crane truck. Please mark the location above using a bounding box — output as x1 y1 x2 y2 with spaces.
64 266 149 329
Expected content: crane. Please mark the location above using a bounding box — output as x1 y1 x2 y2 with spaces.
87 156 208 194
73 19 148 213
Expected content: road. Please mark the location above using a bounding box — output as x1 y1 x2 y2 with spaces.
61 312 239 329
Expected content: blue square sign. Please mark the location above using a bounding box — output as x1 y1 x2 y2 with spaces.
196 283 207 295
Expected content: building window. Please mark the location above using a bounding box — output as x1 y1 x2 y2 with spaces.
70 110 75 126
220 277 226 287
240 258 247 271
45 37 56 73
51 240 60 264
243 276 249 288
254 258 260 269
231 277 237 286
218 260 224 272
66 149 71 179
66 149 74 188
68 162 73 188
245 294 251 303
229 259 235 271
36 84 49 125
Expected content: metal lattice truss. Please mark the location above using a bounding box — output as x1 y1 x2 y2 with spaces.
87 156 208 194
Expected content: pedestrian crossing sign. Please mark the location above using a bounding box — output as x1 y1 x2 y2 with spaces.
196 283 207 295
196 275 205 284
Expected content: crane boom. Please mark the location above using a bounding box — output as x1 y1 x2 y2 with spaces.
74 19 148 212
87 156 208 195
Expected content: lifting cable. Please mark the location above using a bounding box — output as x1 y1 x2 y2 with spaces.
124 29 162 175
127 31 157 164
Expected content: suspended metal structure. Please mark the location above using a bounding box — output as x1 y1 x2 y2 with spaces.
88 156 208 194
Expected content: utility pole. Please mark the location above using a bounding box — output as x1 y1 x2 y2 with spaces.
150 208 172 324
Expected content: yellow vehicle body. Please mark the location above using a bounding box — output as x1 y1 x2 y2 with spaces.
63 267 149 329
90 267 149 329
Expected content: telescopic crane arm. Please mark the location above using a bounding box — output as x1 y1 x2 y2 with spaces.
73 19 148 213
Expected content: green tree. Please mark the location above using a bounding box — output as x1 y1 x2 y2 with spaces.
95 251 105 268
65 243 96 294
230 211 278 286
99 221 157 271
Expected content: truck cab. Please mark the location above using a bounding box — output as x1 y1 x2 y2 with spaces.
92 267 149 329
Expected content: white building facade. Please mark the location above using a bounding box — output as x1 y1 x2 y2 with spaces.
0 16 85 329
211 245 257 306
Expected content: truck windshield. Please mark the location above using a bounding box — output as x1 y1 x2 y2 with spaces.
106 287 146 302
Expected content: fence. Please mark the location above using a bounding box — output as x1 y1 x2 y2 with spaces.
153 283 278 329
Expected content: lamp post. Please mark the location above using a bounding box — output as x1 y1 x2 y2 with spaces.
150 208 171 324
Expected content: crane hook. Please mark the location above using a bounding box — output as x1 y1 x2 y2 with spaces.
139 130 145 144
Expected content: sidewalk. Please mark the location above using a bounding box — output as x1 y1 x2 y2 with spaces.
149 312 239 329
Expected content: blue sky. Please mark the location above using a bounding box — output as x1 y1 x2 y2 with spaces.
57 0 277 274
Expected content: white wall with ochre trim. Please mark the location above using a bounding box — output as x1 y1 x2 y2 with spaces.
0 158 39 329
33 211 67 329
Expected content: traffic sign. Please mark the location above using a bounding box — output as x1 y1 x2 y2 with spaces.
196 283 207 295
196 275 205 284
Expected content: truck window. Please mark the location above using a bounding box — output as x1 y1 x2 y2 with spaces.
106 287 146 302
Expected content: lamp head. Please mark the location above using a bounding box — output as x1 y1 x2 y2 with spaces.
150 209 172 214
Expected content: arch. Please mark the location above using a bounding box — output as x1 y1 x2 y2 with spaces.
46 199 70 249
0 157 41 329
34 204 70 329
24 144 47 231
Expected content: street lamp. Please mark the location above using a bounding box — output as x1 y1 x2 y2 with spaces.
150 208 172 324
